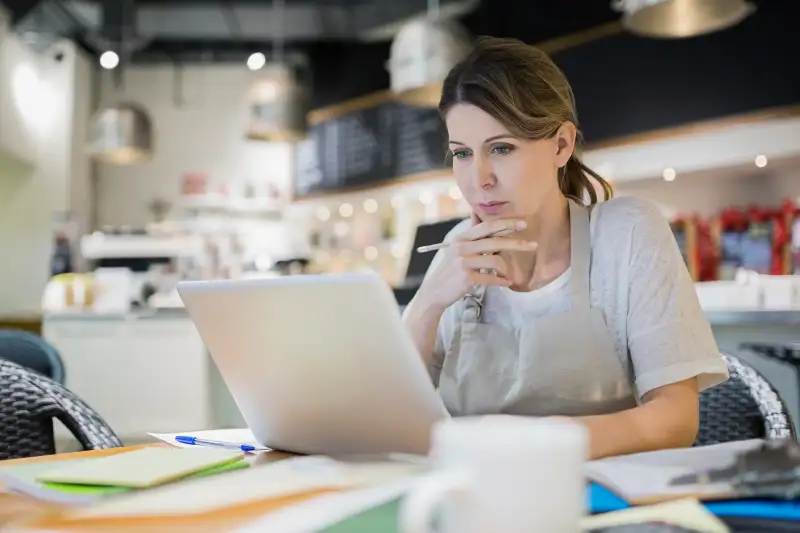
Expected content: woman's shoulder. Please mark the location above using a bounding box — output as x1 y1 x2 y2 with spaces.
591 196 671 239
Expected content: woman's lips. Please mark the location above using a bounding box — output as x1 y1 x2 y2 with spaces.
478 201 509 215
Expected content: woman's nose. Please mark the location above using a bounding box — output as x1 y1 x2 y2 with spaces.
473 159 496 189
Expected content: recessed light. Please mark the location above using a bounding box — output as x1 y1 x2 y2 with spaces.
755 155 768 168
662 168 676 182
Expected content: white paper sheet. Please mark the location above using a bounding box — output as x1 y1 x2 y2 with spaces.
584 439 763 501
148 428 270 451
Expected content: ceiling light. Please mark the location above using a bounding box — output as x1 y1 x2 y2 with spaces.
612 0 756 39
315 206 330 221
755 155 768 168
662 168 676 181
247 52 266 71
99 51 119 70
364 246 378 261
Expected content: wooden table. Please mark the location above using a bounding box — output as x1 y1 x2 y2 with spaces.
0 444 340 533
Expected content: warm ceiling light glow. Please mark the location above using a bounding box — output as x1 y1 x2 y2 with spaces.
99 51 119 69
247 52 266 71
363 198 378 213
755 155 768 168
315 206 330 221
339 203 354 217
364 246 378 261
662 168 676 182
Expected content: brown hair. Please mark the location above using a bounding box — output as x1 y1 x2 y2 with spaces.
439 36 612 205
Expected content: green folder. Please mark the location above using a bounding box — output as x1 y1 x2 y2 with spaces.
0 454 249 504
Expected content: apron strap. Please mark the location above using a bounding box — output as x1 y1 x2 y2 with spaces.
568 199 592 312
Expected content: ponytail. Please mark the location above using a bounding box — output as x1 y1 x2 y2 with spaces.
559 155 613 205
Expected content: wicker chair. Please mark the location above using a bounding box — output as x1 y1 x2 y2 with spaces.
0 329 66 384
695 352 795 446
0 359 122 460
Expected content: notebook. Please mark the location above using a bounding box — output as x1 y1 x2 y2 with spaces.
34 447 246 488
0 456 250 505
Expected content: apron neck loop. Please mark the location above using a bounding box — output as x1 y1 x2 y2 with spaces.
568 199 592 311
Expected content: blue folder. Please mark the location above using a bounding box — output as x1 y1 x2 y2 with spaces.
588 482 800 522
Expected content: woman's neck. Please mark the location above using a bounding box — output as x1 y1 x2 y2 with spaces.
504 194 571 292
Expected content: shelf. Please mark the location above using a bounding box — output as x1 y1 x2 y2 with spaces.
178 194 283 216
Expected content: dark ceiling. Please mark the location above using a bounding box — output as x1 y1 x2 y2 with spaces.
1 0 622 63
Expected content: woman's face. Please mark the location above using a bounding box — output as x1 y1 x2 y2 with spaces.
445 104 575 221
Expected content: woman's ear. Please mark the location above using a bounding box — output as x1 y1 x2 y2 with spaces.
554 122 577 169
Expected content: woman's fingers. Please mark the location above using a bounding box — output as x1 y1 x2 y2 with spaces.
461 254 510 279
457 236 538 256
458 218 527 241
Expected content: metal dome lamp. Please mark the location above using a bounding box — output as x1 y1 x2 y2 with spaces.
388 0 472 107
87 101 153 165
245 0 308 142
612 0 756 39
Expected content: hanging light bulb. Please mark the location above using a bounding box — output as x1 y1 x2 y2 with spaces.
87 102 153 165
611 0 755 39
388 0 471 107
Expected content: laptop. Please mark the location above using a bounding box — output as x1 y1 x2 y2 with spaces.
177 272 449 456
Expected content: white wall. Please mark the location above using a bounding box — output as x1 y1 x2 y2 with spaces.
95 65 293 228
0 28 93 314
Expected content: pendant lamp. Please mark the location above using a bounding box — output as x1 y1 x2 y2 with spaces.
612 0 756 39
87 102 153 165
388 17 471 107
246 63 308 142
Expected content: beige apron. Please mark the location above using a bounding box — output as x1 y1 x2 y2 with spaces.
438 199 639 417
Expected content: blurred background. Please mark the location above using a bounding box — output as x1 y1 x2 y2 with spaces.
0 0 798 446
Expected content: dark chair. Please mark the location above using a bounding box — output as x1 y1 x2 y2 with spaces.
0 329 65 384
739 341 800 418
695 352 795 446
0 359 122 460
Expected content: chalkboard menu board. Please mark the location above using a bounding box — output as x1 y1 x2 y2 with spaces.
293 100 447 198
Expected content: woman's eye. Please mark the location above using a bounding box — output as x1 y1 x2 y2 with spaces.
491 145 513 155
452 150 471 160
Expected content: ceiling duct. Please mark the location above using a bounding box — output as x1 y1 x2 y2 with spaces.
612 0 756 39
388 1 472 107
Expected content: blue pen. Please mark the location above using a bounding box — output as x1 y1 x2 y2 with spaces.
175 435 256 452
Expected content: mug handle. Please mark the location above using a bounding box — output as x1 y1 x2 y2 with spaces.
400 471 471 533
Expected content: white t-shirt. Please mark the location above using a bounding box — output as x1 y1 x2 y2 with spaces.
422 196 728 399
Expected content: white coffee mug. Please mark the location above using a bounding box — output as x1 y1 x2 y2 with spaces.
400 415 588 533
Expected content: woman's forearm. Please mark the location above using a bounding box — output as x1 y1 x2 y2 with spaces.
574 379 700 459
402 295 446 368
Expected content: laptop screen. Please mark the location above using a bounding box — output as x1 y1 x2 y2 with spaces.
404 217 466 283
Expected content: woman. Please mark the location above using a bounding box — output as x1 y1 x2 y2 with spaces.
403 36 729 460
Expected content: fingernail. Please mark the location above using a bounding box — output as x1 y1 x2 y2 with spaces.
516 221 527 229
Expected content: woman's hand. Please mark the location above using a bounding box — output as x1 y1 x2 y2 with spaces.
415 217 537 312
